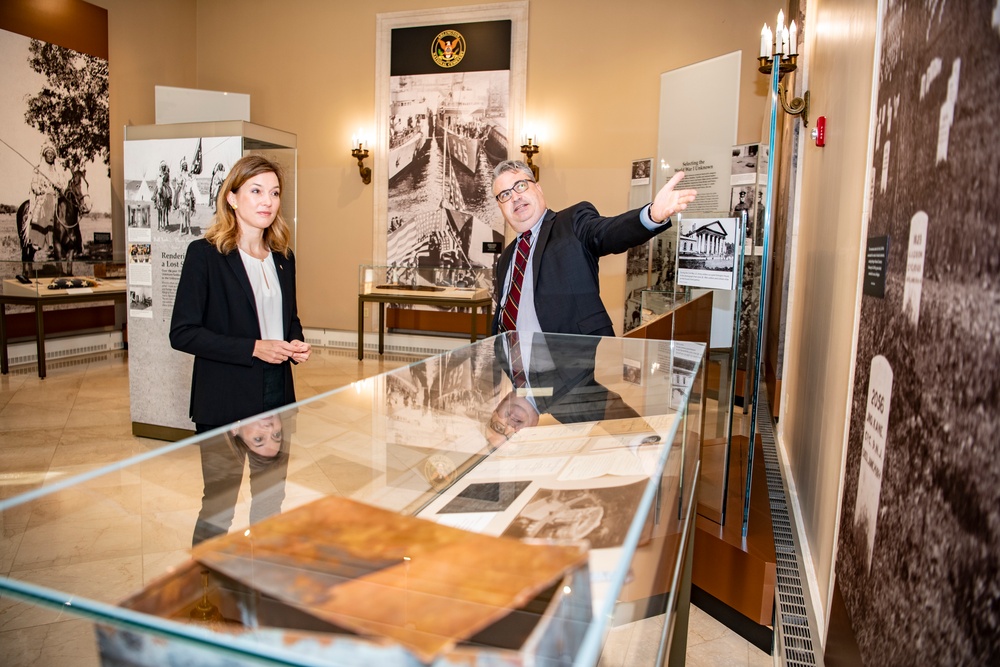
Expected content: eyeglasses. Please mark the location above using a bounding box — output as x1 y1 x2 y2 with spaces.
494 179 534 204
488 417 516 440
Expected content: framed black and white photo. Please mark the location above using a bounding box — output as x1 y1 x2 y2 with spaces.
675 217 738 290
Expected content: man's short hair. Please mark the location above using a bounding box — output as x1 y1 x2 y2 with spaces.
492 160 535 187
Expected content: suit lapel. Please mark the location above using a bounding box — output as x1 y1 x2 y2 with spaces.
273 251 293 330
225 250 257 316
531 210 556 291
495 243 516 304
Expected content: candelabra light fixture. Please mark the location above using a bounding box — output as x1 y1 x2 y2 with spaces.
520 135 540 181
758 10 810 127
351 130 371 184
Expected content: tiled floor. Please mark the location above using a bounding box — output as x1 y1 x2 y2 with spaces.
0 347 773 666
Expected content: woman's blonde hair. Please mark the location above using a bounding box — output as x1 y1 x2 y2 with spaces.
204 155 292 257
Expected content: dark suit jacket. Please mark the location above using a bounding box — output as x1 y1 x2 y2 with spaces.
169 239 303 426
491 202 670 336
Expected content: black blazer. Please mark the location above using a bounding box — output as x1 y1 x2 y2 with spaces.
491 202 670 336
169 239 304 426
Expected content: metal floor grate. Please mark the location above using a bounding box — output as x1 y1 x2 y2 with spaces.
756 393 822 667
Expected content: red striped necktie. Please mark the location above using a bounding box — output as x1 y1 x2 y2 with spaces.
509 331 526 388
499 230 532 332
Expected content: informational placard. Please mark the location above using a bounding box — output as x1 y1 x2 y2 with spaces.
863 236 889 298
902 212 928 326
675 217 738 290
852 354 893 573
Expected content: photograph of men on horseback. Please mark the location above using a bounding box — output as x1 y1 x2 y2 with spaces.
0 29 110 275
124 136 239 242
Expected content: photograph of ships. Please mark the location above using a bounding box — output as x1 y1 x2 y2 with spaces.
387 71 508 295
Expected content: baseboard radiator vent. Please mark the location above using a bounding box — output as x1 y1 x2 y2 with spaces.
758 393 823 667
5 332 126 373
6 348 127 376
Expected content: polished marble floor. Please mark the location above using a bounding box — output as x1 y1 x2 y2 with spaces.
0 347 773 666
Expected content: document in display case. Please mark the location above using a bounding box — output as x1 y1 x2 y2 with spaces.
0 333 704 667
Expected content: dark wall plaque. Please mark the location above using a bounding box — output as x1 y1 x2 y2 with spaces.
863 235 889 298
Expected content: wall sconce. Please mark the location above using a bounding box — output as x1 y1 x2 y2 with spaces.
520 133 540 181
351 131 371 185
758 11 810 126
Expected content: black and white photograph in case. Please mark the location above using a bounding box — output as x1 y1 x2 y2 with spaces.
730 143 758 176
0 28 110 276
623 237 651 333
630 158 652 185
834 1 1000 664
123 137 241 242
128 286 152 317
675 217 738 290
438 480 531 514
501 480 646 549
736 256 760 373
729 185 755 237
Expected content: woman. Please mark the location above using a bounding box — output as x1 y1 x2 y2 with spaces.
170 154 310 434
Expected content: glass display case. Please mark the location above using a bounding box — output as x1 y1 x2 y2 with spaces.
0 333 704 667
0 257 128 378
358 264 491 298
0 257 128 298
358 264 494 360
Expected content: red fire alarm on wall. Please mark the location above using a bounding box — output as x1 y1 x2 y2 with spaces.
812 116 826 147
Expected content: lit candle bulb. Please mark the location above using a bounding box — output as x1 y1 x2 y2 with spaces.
789 20 797 55
767 26 773 58
781 25 789 55
760 24 768 58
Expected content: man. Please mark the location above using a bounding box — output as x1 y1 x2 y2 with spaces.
27 144 67 254
490 160 696 335
174 158 197 211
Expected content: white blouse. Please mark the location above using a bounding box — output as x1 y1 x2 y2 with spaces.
238 249 284 340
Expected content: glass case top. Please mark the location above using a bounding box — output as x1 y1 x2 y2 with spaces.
359 263 491 299
0 333 704 666
0 257 127 298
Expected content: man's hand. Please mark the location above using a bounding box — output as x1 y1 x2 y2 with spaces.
649 171 698 224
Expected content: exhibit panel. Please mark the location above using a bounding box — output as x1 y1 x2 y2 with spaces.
122 121 297 439
0 333 704 667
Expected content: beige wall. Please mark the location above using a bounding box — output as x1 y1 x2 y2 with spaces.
180 0 777 331
88 0 199 252
778 0 878 634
